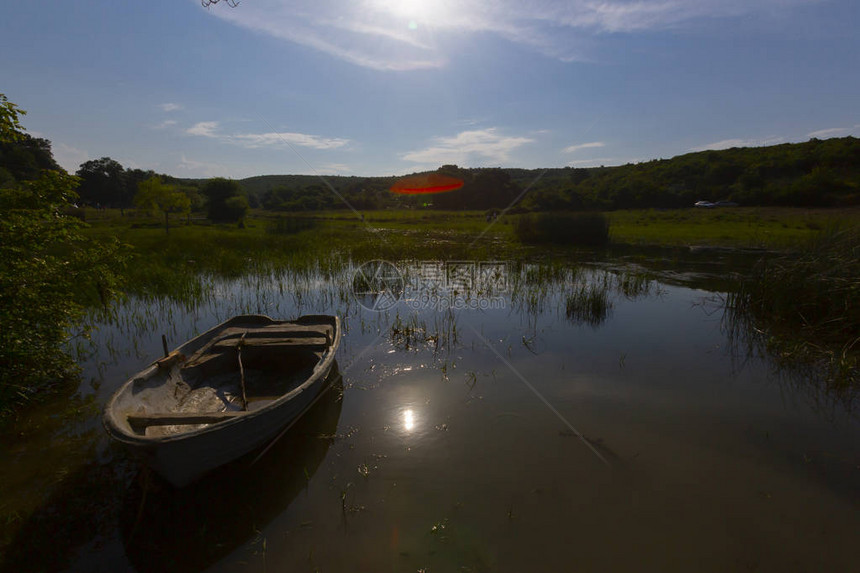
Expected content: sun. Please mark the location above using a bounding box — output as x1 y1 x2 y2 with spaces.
371 0 447 24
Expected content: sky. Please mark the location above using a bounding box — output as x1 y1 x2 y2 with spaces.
1 0 858 179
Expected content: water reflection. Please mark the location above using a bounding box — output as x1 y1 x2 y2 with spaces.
121 370 343 573
403 408 416 432
2 254 859 572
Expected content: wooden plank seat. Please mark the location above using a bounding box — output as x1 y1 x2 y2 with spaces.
128 411 245 429
217 325 332 339
182 327 332 369
210 336 329 350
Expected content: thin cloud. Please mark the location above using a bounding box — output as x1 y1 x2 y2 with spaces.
177 154 229 177
807 126 854 139
691 136 784 152
53 142 89 172
402 128 534 166
231 132 349 150
563 141 605 153
187 121 220 137
316 162 352 175
159 103 183 112
153 119 178 129
568 157 631 167
205 0 819 70
186 121 349 150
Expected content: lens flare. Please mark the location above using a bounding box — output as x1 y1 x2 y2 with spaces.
391 173 464 195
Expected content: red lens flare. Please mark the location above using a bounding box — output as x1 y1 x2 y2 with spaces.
390 173 464 195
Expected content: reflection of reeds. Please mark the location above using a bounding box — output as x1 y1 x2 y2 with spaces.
506 262 656 327
725 225 859 389
565 283 611 327
389 309 459 354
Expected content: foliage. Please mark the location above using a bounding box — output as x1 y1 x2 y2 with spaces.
228 138 860 215
134 176 191 233
0 133 62 185
514 137 860 211
202 177 248 222
0 94 25 143
0 171 126 413
0 95 126 415
726 225 859 387
514 212 610 246
76 157 129 208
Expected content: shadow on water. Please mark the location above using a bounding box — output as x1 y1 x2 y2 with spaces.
0 366 343 573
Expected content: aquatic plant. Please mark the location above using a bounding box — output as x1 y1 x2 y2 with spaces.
726 224 859 388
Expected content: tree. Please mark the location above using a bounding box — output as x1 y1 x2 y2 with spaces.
201 177 248 222
0 94 25 143
0 94 125 414
135 176 191 233
76 157 129 208
0 133 62 183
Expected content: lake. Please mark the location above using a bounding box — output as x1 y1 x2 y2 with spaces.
1 251 858 572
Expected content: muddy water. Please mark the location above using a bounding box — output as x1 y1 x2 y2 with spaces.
0 260 858 572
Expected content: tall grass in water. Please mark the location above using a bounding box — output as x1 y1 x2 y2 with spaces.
726 225 859 388
514 212 609 246
266 216 317 235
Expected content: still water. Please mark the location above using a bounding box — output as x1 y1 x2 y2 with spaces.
1 257 858 572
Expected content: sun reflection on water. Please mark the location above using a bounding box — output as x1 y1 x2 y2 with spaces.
403 409 415 431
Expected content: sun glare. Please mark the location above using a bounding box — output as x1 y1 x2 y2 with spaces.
372 0 446 24
403 409 415 431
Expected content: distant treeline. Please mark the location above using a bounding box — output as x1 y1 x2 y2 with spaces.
2 135 858 213
236 137 860 211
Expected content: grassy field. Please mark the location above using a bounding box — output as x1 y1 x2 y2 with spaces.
607 207 860 248
82 206 860 251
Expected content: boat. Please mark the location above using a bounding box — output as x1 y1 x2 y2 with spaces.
103 314 342 487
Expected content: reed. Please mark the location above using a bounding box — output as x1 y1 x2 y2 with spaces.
726 224 859 387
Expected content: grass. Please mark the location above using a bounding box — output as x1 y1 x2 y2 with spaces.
82 206 860 258
726 225 859 388
608 207 860 248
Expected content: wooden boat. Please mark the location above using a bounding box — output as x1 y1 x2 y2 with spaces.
104 314 341 487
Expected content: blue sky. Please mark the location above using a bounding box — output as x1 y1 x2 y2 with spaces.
2 0 858 178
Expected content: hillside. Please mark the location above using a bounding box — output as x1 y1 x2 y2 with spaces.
3 135 858 211
231 137 860 211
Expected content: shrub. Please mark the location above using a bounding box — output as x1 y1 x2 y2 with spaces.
202 178 247 223
514 212 610 246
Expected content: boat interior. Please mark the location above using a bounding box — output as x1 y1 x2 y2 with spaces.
116 322 335 438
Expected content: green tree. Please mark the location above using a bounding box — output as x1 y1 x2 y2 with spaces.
0 94 125 415
134 176 191 233
0 94 25 143
76 157 129 208
201 177 248 222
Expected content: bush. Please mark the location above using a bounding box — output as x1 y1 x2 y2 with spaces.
514 212 610 246
0 172 126 414
202 178 247 222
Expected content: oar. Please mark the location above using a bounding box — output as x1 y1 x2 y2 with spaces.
237 332 248 410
